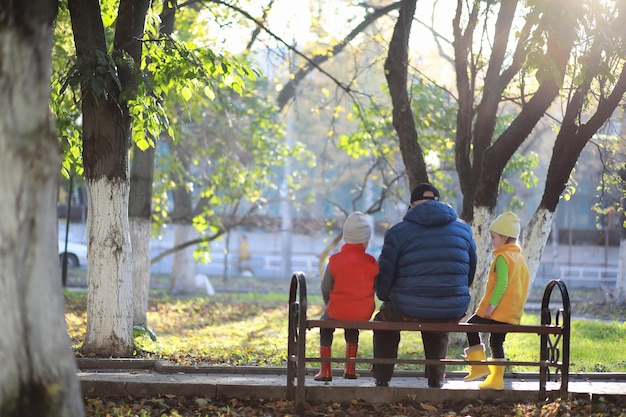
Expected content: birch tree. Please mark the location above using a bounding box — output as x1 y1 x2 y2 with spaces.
0 0 83 415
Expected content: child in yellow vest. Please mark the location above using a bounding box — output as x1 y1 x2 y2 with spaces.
463 211 530 390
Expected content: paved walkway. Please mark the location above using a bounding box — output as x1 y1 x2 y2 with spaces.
78 359 626 405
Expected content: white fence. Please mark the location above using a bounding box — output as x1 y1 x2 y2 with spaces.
559 265 618 285
263 255 319 278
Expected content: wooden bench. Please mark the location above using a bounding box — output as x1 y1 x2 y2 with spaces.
286 272 571 414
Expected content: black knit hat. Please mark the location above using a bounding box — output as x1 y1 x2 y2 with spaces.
410 183 440 203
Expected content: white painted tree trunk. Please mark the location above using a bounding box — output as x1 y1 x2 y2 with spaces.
468 206 555 316
456 206 555 348
467 206 497 316
521 207 555 291
448 206 496 347
130 217 151 325
170 223 198 295
0 7 84 414
82 178 134 357
616 238 626 301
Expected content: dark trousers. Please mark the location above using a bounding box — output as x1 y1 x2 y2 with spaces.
372 301 456 383
319 311 359 346
465 314 508 358
320 328 359 346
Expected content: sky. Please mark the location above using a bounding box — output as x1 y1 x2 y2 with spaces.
198 0 454 57
265 0 455 52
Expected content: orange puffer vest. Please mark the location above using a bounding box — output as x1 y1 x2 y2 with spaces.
476 243 530 324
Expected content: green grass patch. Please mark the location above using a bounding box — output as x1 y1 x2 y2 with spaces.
66 290 626 373
482 314 626 373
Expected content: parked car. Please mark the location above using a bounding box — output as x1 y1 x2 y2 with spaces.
58 240 88 268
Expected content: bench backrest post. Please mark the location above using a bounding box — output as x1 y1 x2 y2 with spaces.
540 279 571 397
290 272 308 414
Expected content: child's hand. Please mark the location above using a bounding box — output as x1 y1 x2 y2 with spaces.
484 304 496 319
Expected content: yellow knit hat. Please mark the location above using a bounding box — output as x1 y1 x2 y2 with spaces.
489 211 521 239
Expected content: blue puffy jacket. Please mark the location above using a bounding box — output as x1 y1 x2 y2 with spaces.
376 201 477 320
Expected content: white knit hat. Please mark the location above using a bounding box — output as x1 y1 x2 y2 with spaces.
343 212 372 244
490 211 521 239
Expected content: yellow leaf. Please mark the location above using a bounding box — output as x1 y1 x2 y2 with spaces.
136 138 151 151
181 87 192 101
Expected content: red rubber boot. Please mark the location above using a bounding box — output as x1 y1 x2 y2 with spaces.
343 343 358 379
314 346 332 381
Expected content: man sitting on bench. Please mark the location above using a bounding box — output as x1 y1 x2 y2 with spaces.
372 183 477 388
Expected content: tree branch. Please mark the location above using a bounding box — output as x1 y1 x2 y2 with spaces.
184 0 402 111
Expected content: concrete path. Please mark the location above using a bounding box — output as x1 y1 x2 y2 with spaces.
78 359 626 405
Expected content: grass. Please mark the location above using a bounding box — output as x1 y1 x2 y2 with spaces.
65 287 626 374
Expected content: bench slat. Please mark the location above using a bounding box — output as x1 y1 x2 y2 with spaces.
291 356 562 367
306 319 563 335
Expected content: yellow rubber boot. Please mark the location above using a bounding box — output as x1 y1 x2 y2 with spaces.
479 359 504 390
463 344 490 382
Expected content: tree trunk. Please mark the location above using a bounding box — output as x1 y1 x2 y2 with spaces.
78 81 134 355
467 207 555 332
166 128 202 295
384 0 428 189
521 206 554 285
130 216 152 325
452 0 479 221
617 216 626 302
617 172 626 302
83 178 134 356
465 206 497 321
529 60 626 292
170 224 200 295
471 3 575 213
128 0 175 325
456 0 521 221
69 0 150 356
129 134 156 327
0 1 84 415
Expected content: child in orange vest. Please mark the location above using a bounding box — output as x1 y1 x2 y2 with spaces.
314 212 379 381
463 211 530 390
